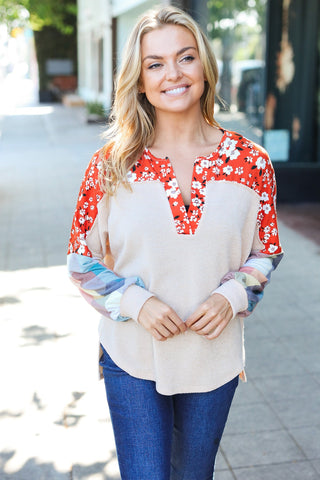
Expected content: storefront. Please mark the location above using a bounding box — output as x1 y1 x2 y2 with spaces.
264 0 320 201
77 0 320 201
184 0 320 201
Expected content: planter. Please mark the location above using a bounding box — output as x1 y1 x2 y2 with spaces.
86 113 106 124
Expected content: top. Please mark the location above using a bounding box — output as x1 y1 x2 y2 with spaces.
67 129 283 395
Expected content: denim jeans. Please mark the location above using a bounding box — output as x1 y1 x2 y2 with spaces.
100 344 238 480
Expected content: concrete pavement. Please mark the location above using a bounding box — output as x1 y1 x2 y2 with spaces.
0 103 319 479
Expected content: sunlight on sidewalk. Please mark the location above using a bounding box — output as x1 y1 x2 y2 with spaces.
0 265 120 479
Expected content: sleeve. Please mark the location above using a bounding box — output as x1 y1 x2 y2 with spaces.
67 151 154 322
213 149 283 318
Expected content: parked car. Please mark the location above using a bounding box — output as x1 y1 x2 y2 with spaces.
236 61 265 123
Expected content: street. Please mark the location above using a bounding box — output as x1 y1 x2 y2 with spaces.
0 103 320 479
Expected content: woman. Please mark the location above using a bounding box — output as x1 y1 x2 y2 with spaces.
67 6 283 479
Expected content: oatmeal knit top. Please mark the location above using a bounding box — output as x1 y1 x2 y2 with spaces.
67 129 283 395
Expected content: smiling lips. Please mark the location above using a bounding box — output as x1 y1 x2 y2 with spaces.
162 85 190 96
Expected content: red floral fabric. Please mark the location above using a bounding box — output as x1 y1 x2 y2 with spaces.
68 151 102 257
68 130 282 258
130 130 282 255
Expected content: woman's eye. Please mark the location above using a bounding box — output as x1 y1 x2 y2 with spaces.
148 63 162 69
181 55 195 63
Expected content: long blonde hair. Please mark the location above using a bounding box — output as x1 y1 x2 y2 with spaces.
100 5 220 195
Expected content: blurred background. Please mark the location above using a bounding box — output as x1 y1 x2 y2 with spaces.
1 0 320 200
0 1 319 479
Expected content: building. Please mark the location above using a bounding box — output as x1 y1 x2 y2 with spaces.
77 0 205 109
77 0 320 201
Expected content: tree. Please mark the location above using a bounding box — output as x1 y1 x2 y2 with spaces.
207 0 267 106
0 0 77 34
0 0 77 99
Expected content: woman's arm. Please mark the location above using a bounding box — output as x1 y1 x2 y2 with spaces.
215 252 283 318
67 151 153 322
187 149 283 337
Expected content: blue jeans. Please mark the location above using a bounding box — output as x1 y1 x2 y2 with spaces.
100 345 238 480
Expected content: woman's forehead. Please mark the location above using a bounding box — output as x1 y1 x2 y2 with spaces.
141 24 197 57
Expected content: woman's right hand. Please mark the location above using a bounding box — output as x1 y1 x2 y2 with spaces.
138 297 186 341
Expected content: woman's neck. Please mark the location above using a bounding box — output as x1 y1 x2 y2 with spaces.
152 110 218 153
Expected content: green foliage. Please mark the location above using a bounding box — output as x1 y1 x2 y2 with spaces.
207 0 267 38
0 0 77 34
86 102 106 117
0 0 28 30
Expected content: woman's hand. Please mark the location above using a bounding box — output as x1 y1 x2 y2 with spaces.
138 297 187 341
185 293 233 339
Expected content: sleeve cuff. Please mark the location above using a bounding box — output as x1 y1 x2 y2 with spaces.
120 284 155 322
213 279 249 319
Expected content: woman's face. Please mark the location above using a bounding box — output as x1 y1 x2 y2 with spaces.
139 25 206 116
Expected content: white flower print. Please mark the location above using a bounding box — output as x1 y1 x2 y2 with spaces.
223 165 233 175
220 138 238 157
167 188 179 199
195 165 203 174
168 179 179 190
268 244 278 254
264 226 270 233
79 217 85 225
167 179 179 199
256 156 266 170
272 228 278 236
264 233 270 242
261 192 269 202
192 181 202 190
230 149 240 160
201 159 210 168
192 197 201 207
213 167 220 175
78 244 86 254
235 167 244 175
127 171 137 183
263 203 272 214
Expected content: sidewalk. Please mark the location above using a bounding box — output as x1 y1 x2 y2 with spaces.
0 104 319 480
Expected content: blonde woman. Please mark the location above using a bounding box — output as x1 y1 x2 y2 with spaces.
68 6 283 479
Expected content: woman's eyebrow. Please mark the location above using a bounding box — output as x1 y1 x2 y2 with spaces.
142 46 197 63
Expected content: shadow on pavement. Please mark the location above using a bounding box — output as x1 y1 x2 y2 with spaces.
20 325 70 347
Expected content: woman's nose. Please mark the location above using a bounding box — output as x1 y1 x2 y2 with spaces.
165 62 182 81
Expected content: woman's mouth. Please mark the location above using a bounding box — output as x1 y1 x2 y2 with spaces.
163 85 190 96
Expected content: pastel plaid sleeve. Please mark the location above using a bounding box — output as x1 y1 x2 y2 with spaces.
214 149 283 317
216 252 283 318
67 151 151 322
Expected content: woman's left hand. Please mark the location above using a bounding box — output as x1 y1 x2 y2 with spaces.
185 293 233 339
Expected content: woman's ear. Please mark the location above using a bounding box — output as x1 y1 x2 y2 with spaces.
138 80 145 94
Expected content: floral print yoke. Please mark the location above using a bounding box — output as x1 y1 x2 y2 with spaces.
67 129 283 323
